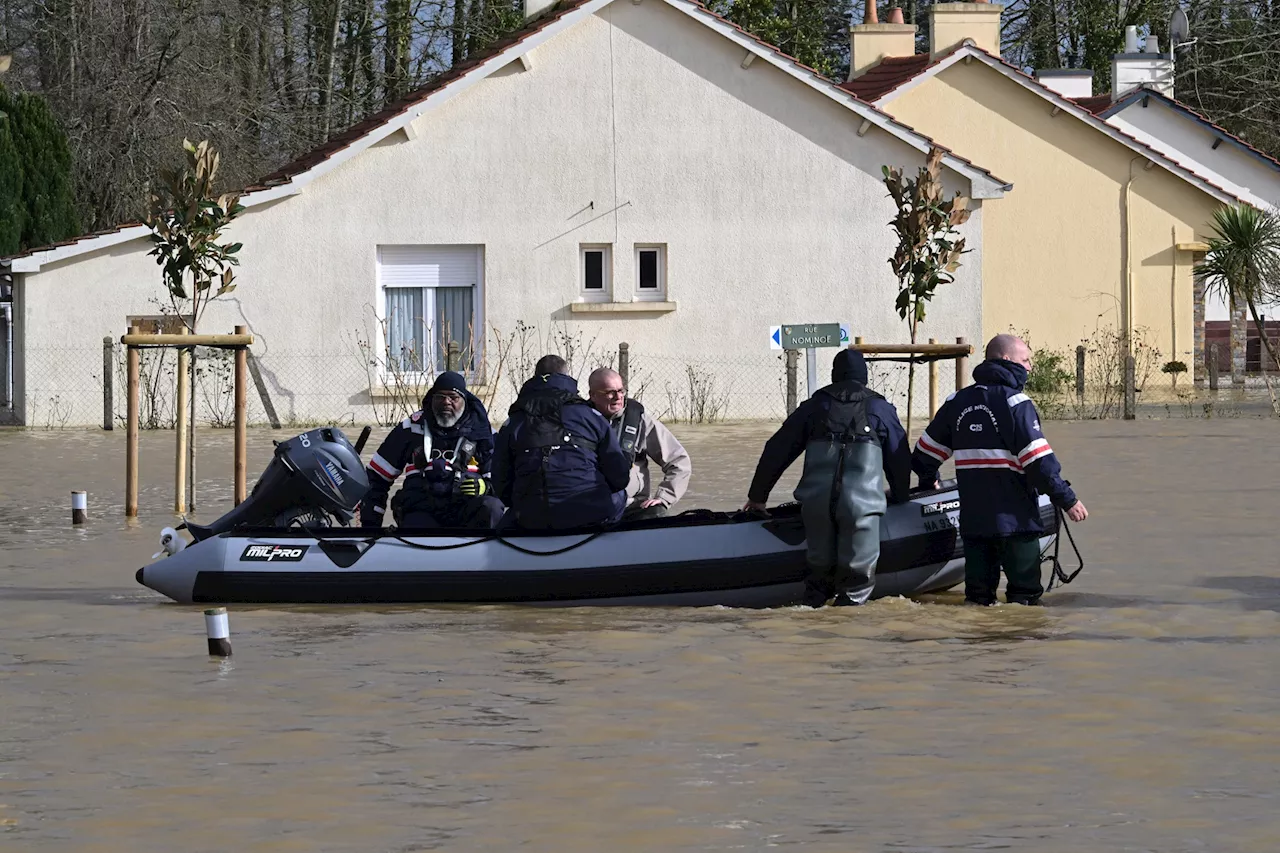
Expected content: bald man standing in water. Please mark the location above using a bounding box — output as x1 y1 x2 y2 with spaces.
913 334 1088 606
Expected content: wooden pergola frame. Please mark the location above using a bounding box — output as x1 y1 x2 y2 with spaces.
120 324 254 517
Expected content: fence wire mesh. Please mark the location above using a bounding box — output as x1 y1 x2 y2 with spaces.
12 338 1279 430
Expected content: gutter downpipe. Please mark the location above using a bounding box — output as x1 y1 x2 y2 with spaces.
1123 156 1153 361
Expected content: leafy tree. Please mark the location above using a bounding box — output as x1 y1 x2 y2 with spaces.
144 139 246 332
0 84 79 253
883 146 970 433
1195 203 1280 414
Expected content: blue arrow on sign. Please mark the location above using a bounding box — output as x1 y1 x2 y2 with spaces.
772 328 781 346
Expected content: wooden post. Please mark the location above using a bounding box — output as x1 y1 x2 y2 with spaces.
102 337 114 431
1124 355 1136 420
928 337 938 416
618 342 630 387
1076 345 1086 404
188 347 197 512
174 328 190 514
234 326 248 506
955 337 968 392
446 340 461 372
125 326 140 517
785 349 798 414
246 352 281 429
1209 342 1220 391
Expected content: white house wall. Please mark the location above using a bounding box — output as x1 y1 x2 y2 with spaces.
1108 100 1280 323
16 0 985 427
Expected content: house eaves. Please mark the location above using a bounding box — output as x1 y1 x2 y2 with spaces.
865 43 1245 208
1098 87 1280 176
5 0 1010 273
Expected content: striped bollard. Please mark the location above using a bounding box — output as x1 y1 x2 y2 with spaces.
204 607 232 657
71 490 87 525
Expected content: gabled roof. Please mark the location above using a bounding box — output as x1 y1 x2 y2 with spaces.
839 54 932 102
848 42 1245 207
1095 86 1280 175
1071 94 1114 116
3 0 1010 273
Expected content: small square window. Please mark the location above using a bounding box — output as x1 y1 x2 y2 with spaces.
580 244 612 302
635 245 666 300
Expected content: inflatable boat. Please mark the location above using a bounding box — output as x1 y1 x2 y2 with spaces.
134 427 1059 607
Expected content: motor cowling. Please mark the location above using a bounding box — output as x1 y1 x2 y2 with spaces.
187 427 371 541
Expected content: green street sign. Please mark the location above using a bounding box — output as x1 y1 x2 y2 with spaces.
780 323 842 349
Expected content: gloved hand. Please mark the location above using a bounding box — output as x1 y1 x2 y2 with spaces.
457 477 488 498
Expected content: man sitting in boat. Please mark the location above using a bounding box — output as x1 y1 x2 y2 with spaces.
743 349 910 607
359 371 505 529
491 355 632 529
586 367 691 522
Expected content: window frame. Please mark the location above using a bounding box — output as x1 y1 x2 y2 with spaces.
375 245 484 385
634 244 667 301
580 244 612 303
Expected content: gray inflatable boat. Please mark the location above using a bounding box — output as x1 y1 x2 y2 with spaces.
133 427 1059 607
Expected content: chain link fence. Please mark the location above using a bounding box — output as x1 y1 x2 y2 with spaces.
16 333 1272 430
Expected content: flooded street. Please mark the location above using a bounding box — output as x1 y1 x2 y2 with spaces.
2 420 1279 851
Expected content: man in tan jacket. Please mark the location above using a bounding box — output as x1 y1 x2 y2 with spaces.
587 367 692 520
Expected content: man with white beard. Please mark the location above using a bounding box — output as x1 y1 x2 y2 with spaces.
359 371 504 529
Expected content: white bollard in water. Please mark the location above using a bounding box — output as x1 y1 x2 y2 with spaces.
71 490 87 525
204 607 232 657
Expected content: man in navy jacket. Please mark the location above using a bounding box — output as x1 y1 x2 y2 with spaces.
913 334 1089 605
491 355 631 529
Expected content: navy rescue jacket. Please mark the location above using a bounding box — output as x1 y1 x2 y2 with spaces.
748 380 911 505
360 388 495 526
491 373 631 529
911 359 1077 538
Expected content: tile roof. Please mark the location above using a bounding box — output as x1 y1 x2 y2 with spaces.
3 0 1009 266
842 42 1245 205
839 54 933 102
1070 94 1114 116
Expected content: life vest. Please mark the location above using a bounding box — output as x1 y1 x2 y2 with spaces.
615 398 645 460
810 383 876 443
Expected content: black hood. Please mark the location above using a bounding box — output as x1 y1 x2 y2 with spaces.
972 358 1028 391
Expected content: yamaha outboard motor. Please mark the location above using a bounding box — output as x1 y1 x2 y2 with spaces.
186 427 370 541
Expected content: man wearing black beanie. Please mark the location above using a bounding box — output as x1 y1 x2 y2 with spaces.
745 348 910 606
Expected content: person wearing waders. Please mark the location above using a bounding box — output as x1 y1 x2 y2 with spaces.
912 334 1089 606
744 349 910 607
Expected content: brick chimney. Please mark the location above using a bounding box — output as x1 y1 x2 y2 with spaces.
929 1 1003 59
848 4 917 81
1111 26 1174 99
1034 69 1094 99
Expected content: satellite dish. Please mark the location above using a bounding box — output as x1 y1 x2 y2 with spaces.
1170 9 1192 47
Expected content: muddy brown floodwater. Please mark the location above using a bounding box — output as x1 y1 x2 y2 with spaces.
1 420 1278 852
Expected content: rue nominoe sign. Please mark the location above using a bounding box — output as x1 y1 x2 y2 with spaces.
780 323 842 349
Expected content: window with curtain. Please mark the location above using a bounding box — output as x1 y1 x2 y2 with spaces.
377 246 482 378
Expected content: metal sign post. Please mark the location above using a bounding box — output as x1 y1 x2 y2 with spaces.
775 324 842 398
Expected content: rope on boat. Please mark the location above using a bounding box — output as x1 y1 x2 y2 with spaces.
1042 507 1085 591
388 529 609 557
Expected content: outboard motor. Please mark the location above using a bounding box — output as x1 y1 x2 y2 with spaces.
186 427 370 541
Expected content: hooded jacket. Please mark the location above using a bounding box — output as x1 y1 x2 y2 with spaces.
359 376 496 526
491 373 631 529
911 359 1077 538
747 377 910 506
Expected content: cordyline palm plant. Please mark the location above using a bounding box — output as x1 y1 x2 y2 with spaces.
1194 203 1280 415
145 139 245 332
883 147 971 434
